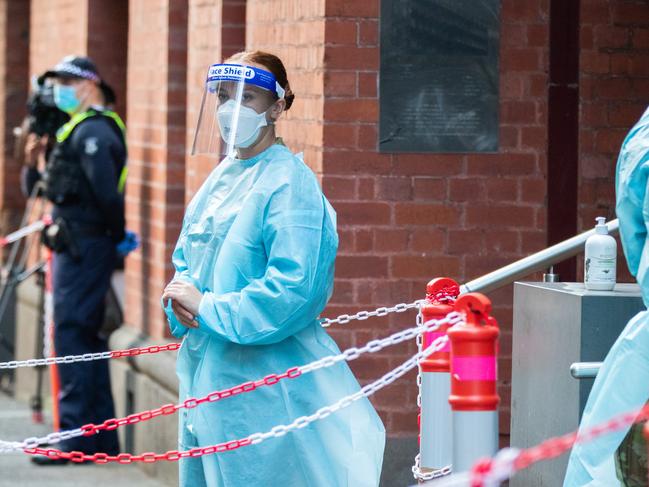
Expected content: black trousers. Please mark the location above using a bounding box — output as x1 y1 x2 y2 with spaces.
52 235 119 455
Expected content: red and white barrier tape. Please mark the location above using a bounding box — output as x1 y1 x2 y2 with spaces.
0 218 48 248
23 332 453 464
0 312 461 453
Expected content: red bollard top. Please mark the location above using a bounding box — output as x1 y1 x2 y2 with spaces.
447 293 500 412
421 277 460 373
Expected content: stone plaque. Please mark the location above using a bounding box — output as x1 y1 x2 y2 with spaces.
379 0 500 153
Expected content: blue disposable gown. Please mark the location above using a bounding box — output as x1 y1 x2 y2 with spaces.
564 107 649 486
164 144 385 487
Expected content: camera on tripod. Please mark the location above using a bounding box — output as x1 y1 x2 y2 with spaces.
26 77 69 137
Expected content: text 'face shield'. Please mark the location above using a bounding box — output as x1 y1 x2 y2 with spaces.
191 63 285 158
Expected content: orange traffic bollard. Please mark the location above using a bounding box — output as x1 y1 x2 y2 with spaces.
448 292 499 472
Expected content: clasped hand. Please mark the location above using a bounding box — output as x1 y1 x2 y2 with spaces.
162 280 203 329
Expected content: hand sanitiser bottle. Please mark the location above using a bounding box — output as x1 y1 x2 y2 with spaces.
584 217 617 291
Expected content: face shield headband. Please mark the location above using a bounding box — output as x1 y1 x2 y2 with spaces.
191 63 286 158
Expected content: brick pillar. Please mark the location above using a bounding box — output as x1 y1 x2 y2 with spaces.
186 0 246 199
247 0 326 170
87 0 129 119
186 0 222 198
125 0 187 339
0 0 30 232
30 0 89 75
222 0 246 59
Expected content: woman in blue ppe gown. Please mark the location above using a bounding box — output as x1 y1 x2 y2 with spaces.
564 106 649 486
161 51 385 487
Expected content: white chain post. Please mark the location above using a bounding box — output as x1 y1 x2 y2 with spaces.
413 279 460 483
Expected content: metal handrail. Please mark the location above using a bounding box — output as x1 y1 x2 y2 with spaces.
460 219 620 294
570 362 602 379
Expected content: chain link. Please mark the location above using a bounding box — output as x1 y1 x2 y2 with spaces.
3 313 462 452
25 334 454 464
319 300 424 327
413 286 459 480
11 299 431 368
0 428 84 454
416 303 424 409
412 453 453 481
0 342 182 370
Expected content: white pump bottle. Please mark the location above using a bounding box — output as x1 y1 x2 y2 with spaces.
584 216 617 291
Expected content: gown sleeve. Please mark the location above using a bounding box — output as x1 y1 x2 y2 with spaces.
197 176 335 345
164 227 193 338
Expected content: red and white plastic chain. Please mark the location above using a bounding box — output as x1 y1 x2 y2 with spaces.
5 299 434 369
469 404 649 486
24 332 455 464
426 283 461 305
0 343 181 369
8 313 462 454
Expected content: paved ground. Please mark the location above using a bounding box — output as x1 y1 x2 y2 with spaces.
0 391 166 487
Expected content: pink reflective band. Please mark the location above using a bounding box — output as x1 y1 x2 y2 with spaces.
424 331 450 352
452 356 496 381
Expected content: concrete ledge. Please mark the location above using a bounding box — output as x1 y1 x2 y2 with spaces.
13 275 49 405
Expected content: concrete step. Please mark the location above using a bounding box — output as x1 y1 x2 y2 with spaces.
0 391 167 487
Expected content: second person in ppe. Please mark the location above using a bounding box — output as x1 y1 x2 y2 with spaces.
162 50 386 487
564 106 649 486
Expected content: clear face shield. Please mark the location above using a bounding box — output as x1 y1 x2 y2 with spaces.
191 63 286 158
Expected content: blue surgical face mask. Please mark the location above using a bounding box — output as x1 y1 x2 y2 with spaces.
53 84 81 114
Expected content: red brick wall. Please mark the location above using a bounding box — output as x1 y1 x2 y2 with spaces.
222 0 246 59
0 0 30 231
185 0 246 200
321 0 550 437
246 0 326 171
185 0 222 198
30 0 88 75
87 0 129 119
125 0 187 339
578 1 649 239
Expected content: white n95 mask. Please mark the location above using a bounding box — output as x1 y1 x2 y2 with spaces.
217 101 268 149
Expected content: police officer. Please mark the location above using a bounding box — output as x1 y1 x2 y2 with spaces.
23 56 130 464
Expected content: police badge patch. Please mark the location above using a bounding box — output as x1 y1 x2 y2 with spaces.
84 137 99 155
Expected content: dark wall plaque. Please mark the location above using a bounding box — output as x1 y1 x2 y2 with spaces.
379 0 501 153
